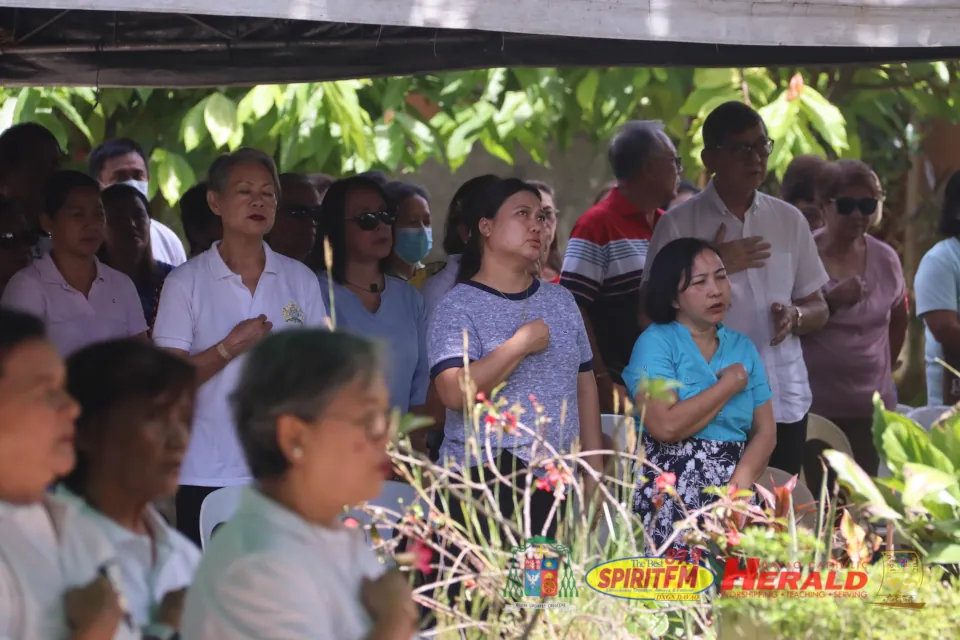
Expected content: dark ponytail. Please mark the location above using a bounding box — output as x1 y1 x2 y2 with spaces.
456 177 542 282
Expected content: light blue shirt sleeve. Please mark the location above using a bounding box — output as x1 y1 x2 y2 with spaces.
622 325 678 400
743 338 773 408
915 244 960 317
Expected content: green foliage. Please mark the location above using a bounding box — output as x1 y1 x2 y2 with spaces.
3 62 960 209
826 394 960 564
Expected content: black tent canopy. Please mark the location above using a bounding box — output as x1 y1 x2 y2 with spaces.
2 1 960 86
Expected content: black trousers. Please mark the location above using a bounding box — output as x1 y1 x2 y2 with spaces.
175 485 219 548
767 414 808 476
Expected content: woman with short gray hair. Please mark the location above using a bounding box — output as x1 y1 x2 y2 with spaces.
152 148 326 547
180 329 419 640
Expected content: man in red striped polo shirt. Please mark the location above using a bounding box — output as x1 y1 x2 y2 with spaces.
561 121 681 413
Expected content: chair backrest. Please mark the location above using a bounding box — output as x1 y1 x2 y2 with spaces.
601 413 632 452
755 467 817 529
199 486 245 550
906 405 951 430
806 414 854 458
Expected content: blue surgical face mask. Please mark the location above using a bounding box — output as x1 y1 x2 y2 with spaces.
394 227 433 265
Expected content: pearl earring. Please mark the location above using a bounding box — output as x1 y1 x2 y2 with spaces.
292 446 303 459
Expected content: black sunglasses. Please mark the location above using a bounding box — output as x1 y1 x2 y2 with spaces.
717 137 775 159
346 210 396 231
832 197 879 216
282 205 323 221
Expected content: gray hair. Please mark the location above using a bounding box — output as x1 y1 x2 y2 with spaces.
208 148 281 197
608 120 667 182
231 328 381 480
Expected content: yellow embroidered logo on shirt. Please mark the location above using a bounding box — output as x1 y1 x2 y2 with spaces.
282 301 306 324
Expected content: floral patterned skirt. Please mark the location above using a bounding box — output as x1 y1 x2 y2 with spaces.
633 433 746 555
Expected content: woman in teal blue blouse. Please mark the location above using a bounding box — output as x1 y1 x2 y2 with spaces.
624 237 776 554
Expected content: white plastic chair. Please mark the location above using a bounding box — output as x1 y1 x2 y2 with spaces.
600 413 633 453
755 467 817 529
198 485 245 549
801 414 854 488
906 405 951 430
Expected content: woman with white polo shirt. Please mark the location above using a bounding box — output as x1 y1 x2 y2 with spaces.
181 330 418 640
0 307 136 640
61 339 201 639
318 176 429 426
1 170 148 356
152 148 326 547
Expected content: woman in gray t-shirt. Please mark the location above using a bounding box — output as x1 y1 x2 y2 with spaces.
428 177 602 538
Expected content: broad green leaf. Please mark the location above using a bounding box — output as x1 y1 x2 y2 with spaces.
757 92 797 141
446 103 495 169
381 78 409 112
881 413 955 477
0 97 17 131
44 92 93 142
204 93 238 148
373 122 404 170
930 412 960 470
823 450 901 520
157 150 197 206
799 87 848 152
692 68 736 89
926 542 960 564
181 99 208 152
482 68 508 104
30 113 67 150
901 463 959 509
136 88 153 102
479 129 514 165
575 71 599 116
12 88 38 124
86 104 105 144
250 85 280 119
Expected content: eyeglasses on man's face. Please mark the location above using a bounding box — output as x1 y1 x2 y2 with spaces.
714 137 775 160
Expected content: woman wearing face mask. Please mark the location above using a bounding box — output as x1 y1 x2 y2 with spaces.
317 177 429 426
384 181 433 286
0 308 136 640
99 183 175 333
623 238 775 555
152 149 327 547
801 160 906 479
1 171 148 357
60 339 200 639
429 177 602 536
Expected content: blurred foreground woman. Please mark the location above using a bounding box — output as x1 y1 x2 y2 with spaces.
0 307 135 640
181 329 418 640
61 339 202 638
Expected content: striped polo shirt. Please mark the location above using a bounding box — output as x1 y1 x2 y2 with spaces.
559 186 659 383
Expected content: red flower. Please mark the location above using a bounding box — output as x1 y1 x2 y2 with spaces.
343 517 360 529
484 414 497 426
502 412 518 434
528 394 537 402
411 539 433 575
654 472 677 493
535 478 551 492
726 529 742 547
536 461 573 498
476 391 487 403
464 578 477 590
